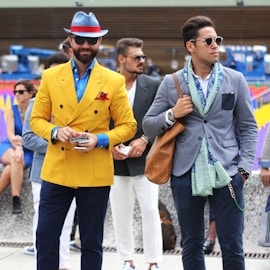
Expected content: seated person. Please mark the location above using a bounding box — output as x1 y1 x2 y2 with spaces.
0 80 36 214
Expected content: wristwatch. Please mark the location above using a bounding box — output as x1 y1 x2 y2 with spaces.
52 128 58 140
167 109 175 122
51 127 59 144
238 167 250 179
141 134 149 144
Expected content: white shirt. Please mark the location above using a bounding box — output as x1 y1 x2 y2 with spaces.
194 73 211 98
127 80 137 108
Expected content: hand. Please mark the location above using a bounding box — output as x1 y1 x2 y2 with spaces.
13 147 24 163
261 167 270 187
127 137 146 158
172 95 193 118
240 174 248 183
56 126 79 143
11 135 23 148
73 133 98 152
112 144 129 160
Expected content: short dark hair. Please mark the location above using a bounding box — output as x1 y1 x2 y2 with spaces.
46 52 69 68
182 16 215 49
116 38 144 57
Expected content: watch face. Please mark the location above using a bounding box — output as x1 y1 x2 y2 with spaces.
168 110 174 121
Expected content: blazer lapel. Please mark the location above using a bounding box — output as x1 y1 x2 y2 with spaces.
57 62 78 113
133 76 149 119
66 63 106 125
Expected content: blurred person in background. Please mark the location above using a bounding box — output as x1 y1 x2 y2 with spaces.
22 52 75 270
260 124 270 187
59 37 73 58
147 58 161 79
0 80 36 214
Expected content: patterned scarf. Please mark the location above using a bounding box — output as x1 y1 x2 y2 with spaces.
183 57 232 196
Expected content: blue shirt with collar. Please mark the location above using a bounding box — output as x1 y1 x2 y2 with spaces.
72 57 94 102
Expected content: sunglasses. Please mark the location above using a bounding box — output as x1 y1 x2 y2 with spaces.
14 90 28 95
190 36 223 46
126 55 147 62
72 35 98 45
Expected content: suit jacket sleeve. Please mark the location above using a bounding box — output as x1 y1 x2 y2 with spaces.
259 125 270 168
22 98 48 154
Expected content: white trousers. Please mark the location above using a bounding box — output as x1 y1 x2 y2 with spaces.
31 182 76 269
110 174 163 263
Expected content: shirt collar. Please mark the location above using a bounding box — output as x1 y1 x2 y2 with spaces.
192 69 211 81
71 57 96 73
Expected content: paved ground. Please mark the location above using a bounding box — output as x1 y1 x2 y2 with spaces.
1 170 270 254
1 246 270 270
1 166 270 269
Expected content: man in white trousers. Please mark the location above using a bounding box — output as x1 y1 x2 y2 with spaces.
110 38 163 270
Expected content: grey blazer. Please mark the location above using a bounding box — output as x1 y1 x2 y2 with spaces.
143 67 258 177
113 74 160 176
259 125 270 168
22 98 47 184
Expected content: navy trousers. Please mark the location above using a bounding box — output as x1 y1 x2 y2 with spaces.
36 181 110 270
171 170 245 270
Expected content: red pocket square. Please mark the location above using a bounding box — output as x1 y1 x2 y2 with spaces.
95 91 109 100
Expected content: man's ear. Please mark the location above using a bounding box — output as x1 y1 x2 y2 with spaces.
118 54 125 64
185 41 194 54
68 36 73 44
98 37 103 45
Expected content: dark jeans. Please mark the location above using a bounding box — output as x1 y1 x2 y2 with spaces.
36 181 110 270
209 207 215 223
171 170 245 270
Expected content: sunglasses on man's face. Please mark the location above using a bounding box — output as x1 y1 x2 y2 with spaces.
14 90 27 95
126 55 147 63
190 36 223 46
72 35 99 45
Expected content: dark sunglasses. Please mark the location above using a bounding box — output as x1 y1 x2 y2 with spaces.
14 90 28 95
72 35 98 45
190 36 223 46
126 55 147 62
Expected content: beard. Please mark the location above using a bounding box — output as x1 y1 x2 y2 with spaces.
126 64 144 75
73 48 98 65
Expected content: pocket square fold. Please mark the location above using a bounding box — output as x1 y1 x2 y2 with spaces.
95 91 109 100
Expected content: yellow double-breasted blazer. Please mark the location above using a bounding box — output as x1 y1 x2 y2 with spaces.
30 60 136 187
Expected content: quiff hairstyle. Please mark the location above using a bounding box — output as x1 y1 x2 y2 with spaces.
181 16 215 50
116 38 144 57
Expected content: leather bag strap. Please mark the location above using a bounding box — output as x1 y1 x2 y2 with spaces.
172 72 183 98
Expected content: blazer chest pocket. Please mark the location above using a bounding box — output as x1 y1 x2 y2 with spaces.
222 93 235 110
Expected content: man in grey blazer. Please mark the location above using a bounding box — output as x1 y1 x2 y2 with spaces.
260 125 270 186
22 52 76 270
143 16 258 270
110 38 163 270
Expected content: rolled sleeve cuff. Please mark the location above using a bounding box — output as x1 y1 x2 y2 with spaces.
259 160 270 168
96 134 109 148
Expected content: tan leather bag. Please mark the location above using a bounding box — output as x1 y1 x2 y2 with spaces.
145 73 186 184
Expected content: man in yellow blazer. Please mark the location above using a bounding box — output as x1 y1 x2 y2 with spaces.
30 11 136 270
